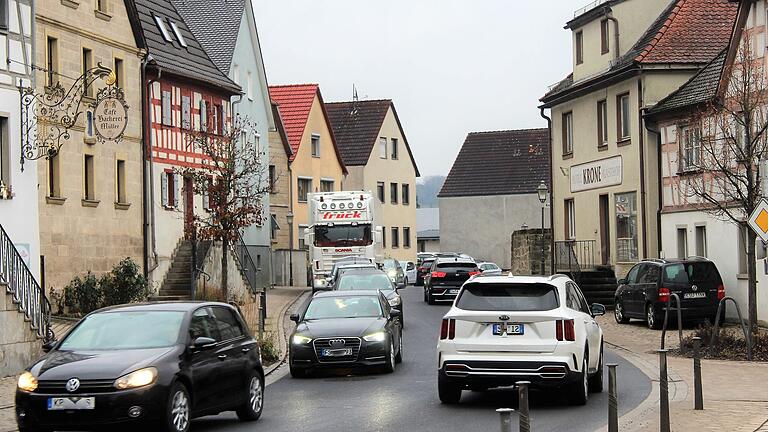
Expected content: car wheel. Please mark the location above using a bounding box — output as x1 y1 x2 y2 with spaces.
569 354 589 406
163 382 191 432
438 374 462 404
647 303 662 330
236 371 264 421
614 300 630 324
427 291 436 305
382 339 396 373
588 343 604 393
423 287 428 302
289 364 306 378
395 331 403 364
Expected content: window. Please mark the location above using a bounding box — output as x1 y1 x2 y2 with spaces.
297 178 312 202
0 117 8 188
320 180 334 193
82 48 93 97
154 15 173 43
615 192 638 262
391 227 399 248
377 182 385 203
211 307 244 341
113 58 123 88
0 0 7 31
168 20 187 48
575 31 583 64
202 177 211 210
681 126 701 170
96 0 107 13
48 153 60 198
199 100 207 131
695 225 707 257
298 225 308 250
738 224 748 274
562 112 573 155
382 226 387 248
246 71 253 101
601 19 610 54
268 165 276 193
181 95 191 129
270 214 279 241
403 227 411 248
677 227 688 259
84 110 94 140
456 283 559 312
161 171 178 208
617 93 631 141
564 199 575 240
734 113 746 150
597 100 608 147
162 90 172 126
391 138 398 159
116 159 126 204
402 184 410 205
379 137 387 159
311 134 320 157
46 37 58 86
84 155 95 201
390 182 398 204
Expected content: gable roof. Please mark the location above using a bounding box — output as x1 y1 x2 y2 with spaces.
646 49 727 116
170 0 245 74
438 129 550 198
126 0 240 94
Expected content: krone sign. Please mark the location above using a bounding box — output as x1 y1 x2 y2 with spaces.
570 156 623 193
92 84 129 144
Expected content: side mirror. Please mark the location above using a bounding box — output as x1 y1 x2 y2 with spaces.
192 337 217 350
591 304 606 317
290 313 300 322
617 278 627 285
390 309 402 318
42 340 57 353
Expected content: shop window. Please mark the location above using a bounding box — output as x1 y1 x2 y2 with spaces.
615 192 638 262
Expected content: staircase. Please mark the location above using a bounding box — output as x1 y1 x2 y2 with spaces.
575 267 618 307
154 241 195 300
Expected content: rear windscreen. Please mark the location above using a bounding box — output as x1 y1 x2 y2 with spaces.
456 283 559 311
436 262 477 270
663 263 721 284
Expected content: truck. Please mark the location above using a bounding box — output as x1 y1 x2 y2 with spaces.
304 191 382 289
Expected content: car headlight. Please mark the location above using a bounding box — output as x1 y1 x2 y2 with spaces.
114 367 157 390
292 335 312 345
388 296 401 307
17 372 37 392
387 270 397 277
363 331 387 342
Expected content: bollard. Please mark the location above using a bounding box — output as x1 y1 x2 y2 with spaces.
496 408 514 432
608 364 618 432
693 337 703 410
658 349 671 432
517 381 531 432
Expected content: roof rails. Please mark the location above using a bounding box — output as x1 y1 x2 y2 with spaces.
642 258 667 264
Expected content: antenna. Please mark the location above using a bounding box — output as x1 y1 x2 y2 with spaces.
352 84 359 115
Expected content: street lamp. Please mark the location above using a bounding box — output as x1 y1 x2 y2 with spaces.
286 212 294 287
536 181 549 275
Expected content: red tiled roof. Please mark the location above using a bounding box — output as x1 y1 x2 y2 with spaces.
636 0 739 64
268 84 319 161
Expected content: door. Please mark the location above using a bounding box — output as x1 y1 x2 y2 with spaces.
599 195 611 265
572 283 601 369
187 307 223 413
184 176 195 239
622 264 642 316
211 306 252 406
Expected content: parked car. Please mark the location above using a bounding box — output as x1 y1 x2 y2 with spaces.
478 262 502 276
382 258 406 288
15 302 264 432
417 252 437 266
436 274 606 405
424 257 480 304
400 260 417 285
614 258 725 329
288 290 403 377
334 269 404 326
416 257 437 286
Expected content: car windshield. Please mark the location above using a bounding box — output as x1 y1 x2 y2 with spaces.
304 296 383 319
663 263 721 284
315 224 372 247
59 311 185 350
383 260 397 269
336 273 393 291
456 283 560 311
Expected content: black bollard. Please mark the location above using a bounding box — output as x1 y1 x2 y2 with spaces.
658 349 670 432
608 364 618 432
693 337 703 410
517 381 531 432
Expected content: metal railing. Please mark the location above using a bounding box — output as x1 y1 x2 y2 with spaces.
0 224 53 341
710 296 752 361
574 0 610 18
554 240 597 272
234 233 263 295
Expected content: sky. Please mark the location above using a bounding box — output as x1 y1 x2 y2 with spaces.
251 1 578 177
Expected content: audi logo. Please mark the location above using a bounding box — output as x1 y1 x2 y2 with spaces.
65 378 80 393
329 339 346 348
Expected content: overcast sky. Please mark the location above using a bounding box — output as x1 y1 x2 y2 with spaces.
252 1 578 178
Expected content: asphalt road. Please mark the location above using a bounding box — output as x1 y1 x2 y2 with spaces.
194 286 652 432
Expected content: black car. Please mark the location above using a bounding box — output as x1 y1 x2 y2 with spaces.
334 269 404 326
15 302 264 432
288 290 403 377
415 257 437 286
614 258 725 329
423 257 480 304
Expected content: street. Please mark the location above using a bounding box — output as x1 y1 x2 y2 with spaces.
194 287 652 432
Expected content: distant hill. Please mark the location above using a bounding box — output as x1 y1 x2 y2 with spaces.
416 176 446 208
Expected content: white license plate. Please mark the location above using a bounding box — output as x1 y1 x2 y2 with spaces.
493 323 524 335
684 292 707 299
449 289 459 294
321 348 353 357
48 397 95 410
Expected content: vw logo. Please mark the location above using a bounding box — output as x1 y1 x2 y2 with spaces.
65 378 80 393
499 315 510 321
329 339 346 348
692 285 699 292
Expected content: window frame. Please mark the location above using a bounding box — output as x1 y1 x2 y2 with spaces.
601 19 610 55
617 93 631 142
377 182 385 203
390 182 398 204
311 134 321 158
379 137 387 159
391 138 398 159
575 31 584 65
562 111 573 156
402 184 410 205
597 100 608 148
297 177 312 203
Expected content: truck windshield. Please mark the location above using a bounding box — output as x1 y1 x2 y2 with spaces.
315 224 372 247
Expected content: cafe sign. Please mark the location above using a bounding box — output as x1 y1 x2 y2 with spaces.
91 82 128 144
570 156 623 193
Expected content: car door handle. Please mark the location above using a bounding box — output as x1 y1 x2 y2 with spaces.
217 354 228 360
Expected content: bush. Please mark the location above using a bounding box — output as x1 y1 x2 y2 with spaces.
63 272 102 316
675 322 768 362
259 333 280 365
60 258 150 316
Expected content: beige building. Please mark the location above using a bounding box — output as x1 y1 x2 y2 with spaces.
540 0 738 279
269 100 293 251
326 100 420 261
36 0 144 292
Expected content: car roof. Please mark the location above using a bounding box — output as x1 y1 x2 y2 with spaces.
95 301 231 313
313 290 382 298
641 257 713 266
339 263 376 269
435 256 476 264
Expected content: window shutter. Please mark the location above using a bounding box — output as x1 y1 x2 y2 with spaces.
200 100 207 131
161 173 169 207
182 96 191 129
173 174 180 208
203 179 210 209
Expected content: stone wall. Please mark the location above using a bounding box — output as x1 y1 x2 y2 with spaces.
197 242 254 304
0 290 41 377
511 229 552 276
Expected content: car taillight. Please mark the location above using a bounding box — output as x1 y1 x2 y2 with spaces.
432 271 447 278
440 319 456 340
468 271 481 276
555 319 575 341
658 287 671 303
717 284 725 300
449 319 456 339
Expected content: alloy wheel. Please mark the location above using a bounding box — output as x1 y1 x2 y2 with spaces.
614 302 624 322
249 376 263 413
171 390 189 432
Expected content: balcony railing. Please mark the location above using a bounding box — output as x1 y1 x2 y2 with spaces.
555 240 597 272
574 0 611 18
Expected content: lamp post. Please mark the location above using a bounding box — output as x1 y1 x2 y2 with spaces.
537 181 549 275
287 212 294 287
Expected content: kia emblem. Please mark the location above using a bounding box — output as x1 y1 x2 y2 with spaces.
499 315 510 321
65 378 80 393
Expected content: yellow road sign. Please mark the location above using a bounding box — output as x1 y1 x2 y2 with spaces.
748 200 768 243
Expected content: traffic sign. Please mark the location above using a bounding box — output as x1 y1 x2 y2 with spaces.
748 199 768 242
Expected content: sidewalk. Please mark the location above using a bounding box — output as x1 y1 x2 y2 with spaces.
598 316 768 432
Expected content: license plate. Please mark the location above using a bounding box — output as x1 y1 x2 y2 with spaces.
48 397 95 410
684 292 707 299
321 348 353 357
449 289 459 294
493 323 524 335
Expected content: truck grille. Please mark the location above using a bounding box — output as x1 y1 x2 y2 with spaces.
313 337 362 363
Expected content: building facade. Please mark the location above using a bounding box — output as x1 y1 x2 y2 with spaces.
326 100 420 261
269 101 293 251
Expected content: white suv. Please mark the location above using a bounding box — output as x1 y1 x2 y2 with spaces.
436 274 606 405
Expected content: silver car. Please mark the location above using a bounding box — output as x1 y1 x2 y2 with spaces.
399 261 417 285
478 262 503 276
382 259 406 289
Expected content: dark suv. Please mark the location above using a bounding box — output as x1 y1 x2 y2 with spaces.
423 257 480 304
416 257 436 286
614 258 725 329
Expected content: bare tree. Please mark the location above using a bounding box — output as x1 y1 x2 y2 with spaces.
178 115 270 300
684 37 768 334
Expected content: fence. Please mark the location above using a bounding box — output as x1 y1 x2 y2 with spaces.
554 240 597 272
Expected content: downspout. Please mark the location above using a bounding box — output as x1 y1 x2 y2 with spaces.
637 79 648 258
603 8 620 60
141 54 149 277
643 110 663 258
540 107 555 273
144 59 161 275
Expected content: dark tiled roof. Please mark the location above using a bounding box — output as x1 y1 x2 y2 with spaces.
647 49 727 115
325 100 391 166
170 0 245 74
438 129 550 198
127 0 240 93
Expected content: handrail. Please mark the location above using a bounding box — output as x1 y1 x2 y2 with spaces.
709 296 752 361
660 293 683 350
0 224 53 342
234 232 262 295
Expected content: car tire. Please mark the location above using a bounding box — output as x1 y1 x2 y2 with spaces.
614 300 630 324
588 344 604 393
647 303 662 330
438 374 462 404
382 339 396 374
162 382 191 432
289 361 306 378
395 332 403 364
427 291 436 305
569 354 589 406
423 288 428 302
236 371 264 422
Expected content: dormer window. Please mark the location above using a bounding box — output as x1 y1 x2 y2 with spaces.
601 20 610 54
153 15 173 43
169 20 188 48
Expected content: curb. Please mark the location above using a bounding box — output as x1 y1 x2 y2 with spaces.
264 290 310 377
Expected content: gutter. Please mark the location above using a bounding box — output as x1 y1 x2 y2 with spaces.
144 60 161 275
643 109 663 258
540 107 555 273
637 78 648 258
